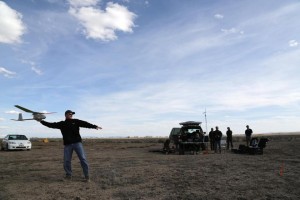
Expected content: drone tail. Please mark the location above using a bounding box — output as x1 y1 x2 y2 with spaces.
11 113 24 121
18 113 23 121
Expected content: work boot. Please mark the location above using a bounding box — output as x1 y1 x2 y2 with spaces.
64 175 72 181
85 176 90 183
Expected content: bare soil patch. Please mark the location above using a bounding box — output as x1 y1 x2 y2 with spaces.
1 135 300 200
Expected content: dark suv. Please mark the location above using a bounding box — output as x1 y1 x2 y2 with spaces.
166 121 207 154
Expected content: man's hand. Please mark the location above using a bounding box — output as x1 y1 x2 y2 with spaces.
96 126 102 130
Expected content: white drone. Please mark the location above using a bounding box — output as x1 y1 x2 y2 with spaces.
11 105 56 121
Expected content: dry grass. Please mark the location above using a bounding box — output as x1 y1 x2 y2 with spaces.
0 134 300 200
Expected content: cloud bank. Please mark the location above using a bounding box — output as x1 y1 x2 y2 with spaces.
0 67 16 78
0 1 26 44
68 0 136 41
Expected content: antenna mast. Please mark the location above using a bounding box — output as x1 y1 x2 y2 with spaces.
204 108 207 135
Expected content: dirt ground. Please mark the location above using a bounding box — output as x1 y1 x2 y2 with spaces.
0 135 300 200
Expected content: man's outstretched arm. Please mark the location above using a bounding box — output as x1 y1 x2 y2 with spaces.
76 119 102 130
39 120 62 129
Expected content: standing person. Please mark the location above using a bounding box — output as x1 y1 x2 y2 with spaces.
38 110 102 182
245 125 253 146
214 126 222 153
209 128 214 151
226 127 233 150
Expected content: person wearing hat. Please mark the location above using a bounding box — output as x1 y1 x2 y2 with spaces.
245 125 253 146
213 126 222 153
38 109 102 182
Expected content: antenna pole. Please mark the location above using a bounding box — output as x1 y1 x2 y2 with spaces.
204 108 207 135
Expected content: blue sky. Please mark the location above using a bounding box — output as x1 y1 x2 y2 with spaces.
1 0 300 138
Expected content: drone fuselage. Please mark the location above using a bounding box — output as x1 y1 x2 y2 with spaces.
33 113 46 121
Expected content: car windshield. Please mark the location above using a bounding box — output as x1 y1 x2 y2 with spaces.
8 135 28 140
185 128 201 134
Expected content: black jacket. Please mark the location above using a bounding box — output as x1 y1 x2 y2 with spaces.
245 129 253 137
214 130 222 141
40 119 98 145
226 130 233 139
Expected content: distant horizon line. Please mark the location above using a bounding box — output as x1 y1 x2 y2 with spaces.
1 131 299 139
25 131 300 139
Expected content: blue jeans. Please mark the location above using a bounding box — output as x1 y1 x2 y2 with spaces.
64 142 89 178
214 140 221 153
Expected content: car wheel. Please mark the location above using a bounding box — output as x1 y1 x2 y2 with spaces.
179 146 184 155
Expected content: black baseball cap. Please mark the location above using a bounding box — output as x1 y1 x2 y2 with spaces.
65 110 75 115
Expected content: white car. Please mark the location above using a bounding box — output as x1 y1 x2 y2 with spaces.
1 134 32 151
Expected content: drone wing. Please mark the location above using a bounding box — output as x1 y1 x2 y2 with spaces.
15 105 36 113
42 112 57 114
15 105 56 114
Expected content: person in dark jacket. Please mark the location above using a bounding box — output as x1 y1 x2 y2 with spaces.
245 125 253 146
209 128 214 151
38 110 101 182
214 126 222 153
226 127 233 150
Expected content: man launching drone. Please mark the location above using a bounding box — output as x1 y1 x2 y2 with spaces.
37 109 102 182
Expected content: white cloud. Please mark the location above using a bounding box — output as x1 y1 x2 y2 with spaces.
79 78 298 120
0 67 16 78
289 40 298 47
214 14 224 19
68 2 136 41
68 0 99 8
31 66 43 75
21 60 43 75
221 27 243 34
74 78 299 137
5 110 20 114
0 1 26 44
